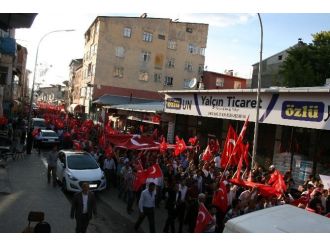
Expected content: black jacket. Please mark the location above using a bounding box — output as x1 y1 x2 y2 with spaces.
71 191 97 220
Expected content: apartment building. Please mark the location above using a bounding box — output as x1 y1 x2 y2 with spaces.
78 15 208 113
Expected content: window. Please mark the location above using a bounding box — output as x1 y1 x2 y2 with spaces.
87 63 92 77
116 47 125 58
199 47 205 56
186 27 193 33
154 54 164 69
154 73 162 83
143 32 153 42
168 40 176 50
166 58 175 68
185 62 193 72
93 44 98 55
188 44 198 54
216 77 224 87
164 76 173 86
123 27 132 38
278 55 283 60
234 81 242 89
139 71 149 81
158 34 165 40
113 67 124 78
198 64 204 74
141 51 151 62
184 79 191 88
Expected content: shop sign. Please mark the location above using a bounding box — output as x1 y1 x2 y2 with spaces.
164 91 330 130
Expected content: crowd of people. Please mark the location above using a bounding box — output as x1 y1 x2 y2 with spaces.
26 107 330 233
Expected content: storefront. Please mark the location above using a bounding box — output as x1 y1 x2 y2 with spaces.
161 87 330 184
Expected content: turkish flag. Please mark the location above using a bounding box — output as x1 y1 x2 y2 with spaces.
221 124 238 167
189 136 198 146
194 203 214 233
146 163 163 179
133 170 147 191
268 170 287 194
98 134 106 149
202 145 212 162
234 153 244 181
209 139 220 154
159 137 168 153
212 181 228 213
174 137 186 156
243 143 250 166
229 116 249 165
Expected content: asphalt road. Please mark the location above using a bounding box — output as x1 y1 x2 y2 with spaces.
0 149 135 233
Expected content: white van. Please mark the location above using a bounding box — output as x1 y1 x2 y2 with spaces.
223 204 330 233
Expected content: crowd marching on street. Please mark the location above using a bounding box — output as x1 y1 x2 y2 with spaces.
1 103 330 233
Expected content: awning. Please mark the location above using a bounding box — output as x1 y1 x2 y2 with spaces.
93 94 153 106
0 14 38 30
105 101 164 113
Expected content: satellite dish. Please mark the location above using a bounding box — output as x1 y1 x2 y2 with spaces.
188 78 197 89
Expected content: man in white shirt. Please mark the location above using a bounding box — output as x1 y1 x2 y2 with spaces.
103 156 116 189
214 153 221 169
134 182 156 232
70 183 97 233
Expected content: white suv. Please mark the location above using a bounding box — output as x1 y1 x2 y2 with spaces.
56 150 106 192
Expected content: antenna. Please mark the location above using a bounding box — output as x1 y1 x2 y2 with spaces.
188 78 197 89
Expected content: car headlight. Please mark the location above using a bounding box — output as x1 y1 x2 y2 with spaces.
67 173 78 181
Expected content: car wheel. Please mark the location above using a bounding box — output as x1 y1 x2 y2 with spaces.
62 178 68 193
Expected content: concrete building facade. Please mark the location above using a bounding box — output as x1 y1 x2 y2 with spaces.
78 15 209 114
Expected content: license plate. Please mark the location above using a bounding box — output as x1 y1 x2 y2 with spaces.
89 184 97 188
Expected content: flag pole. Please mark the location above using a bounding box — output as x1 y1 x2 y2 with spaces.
251 13 263 168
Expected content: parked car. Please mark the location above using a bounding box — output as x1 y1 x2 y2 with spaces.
223 204 330 233
39 130 59 147
32 118 47 130
56 150 106 193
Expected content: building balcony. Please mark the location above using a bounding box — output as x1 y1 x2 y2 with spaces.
0 37 16 56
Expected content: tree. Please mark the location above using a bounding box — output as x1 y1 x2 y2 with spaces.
279 31 330 87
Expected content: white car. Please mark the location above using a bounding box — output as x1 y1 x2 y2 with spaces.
39 130 59 147
56 150 106 193
32 118 47 130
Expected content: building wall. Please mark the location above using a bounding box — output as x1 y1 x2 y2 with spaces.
82 16 208 101
202 71 247 89
251 48 293 88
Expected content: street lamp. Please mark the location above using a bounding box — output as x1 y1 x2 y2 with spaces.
251 13 263 168
27 29 75 130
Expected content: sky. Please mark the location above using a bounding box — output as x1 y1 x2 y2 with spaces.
9 1 330 88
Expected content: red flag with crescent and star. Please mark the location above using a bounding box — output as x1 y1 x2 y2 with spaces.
194 203 214 233
221 124 238 167
133 170 147 192
146 163 163 179
212 181 228 213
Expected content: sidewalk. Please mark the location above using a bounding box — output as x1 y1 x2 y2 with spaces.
0 152 75 233
97 188 170 233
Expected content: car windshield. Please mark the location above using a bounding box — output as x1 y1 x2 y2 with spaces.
67 154 99 170
34 120 46 127
42 132 58 137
